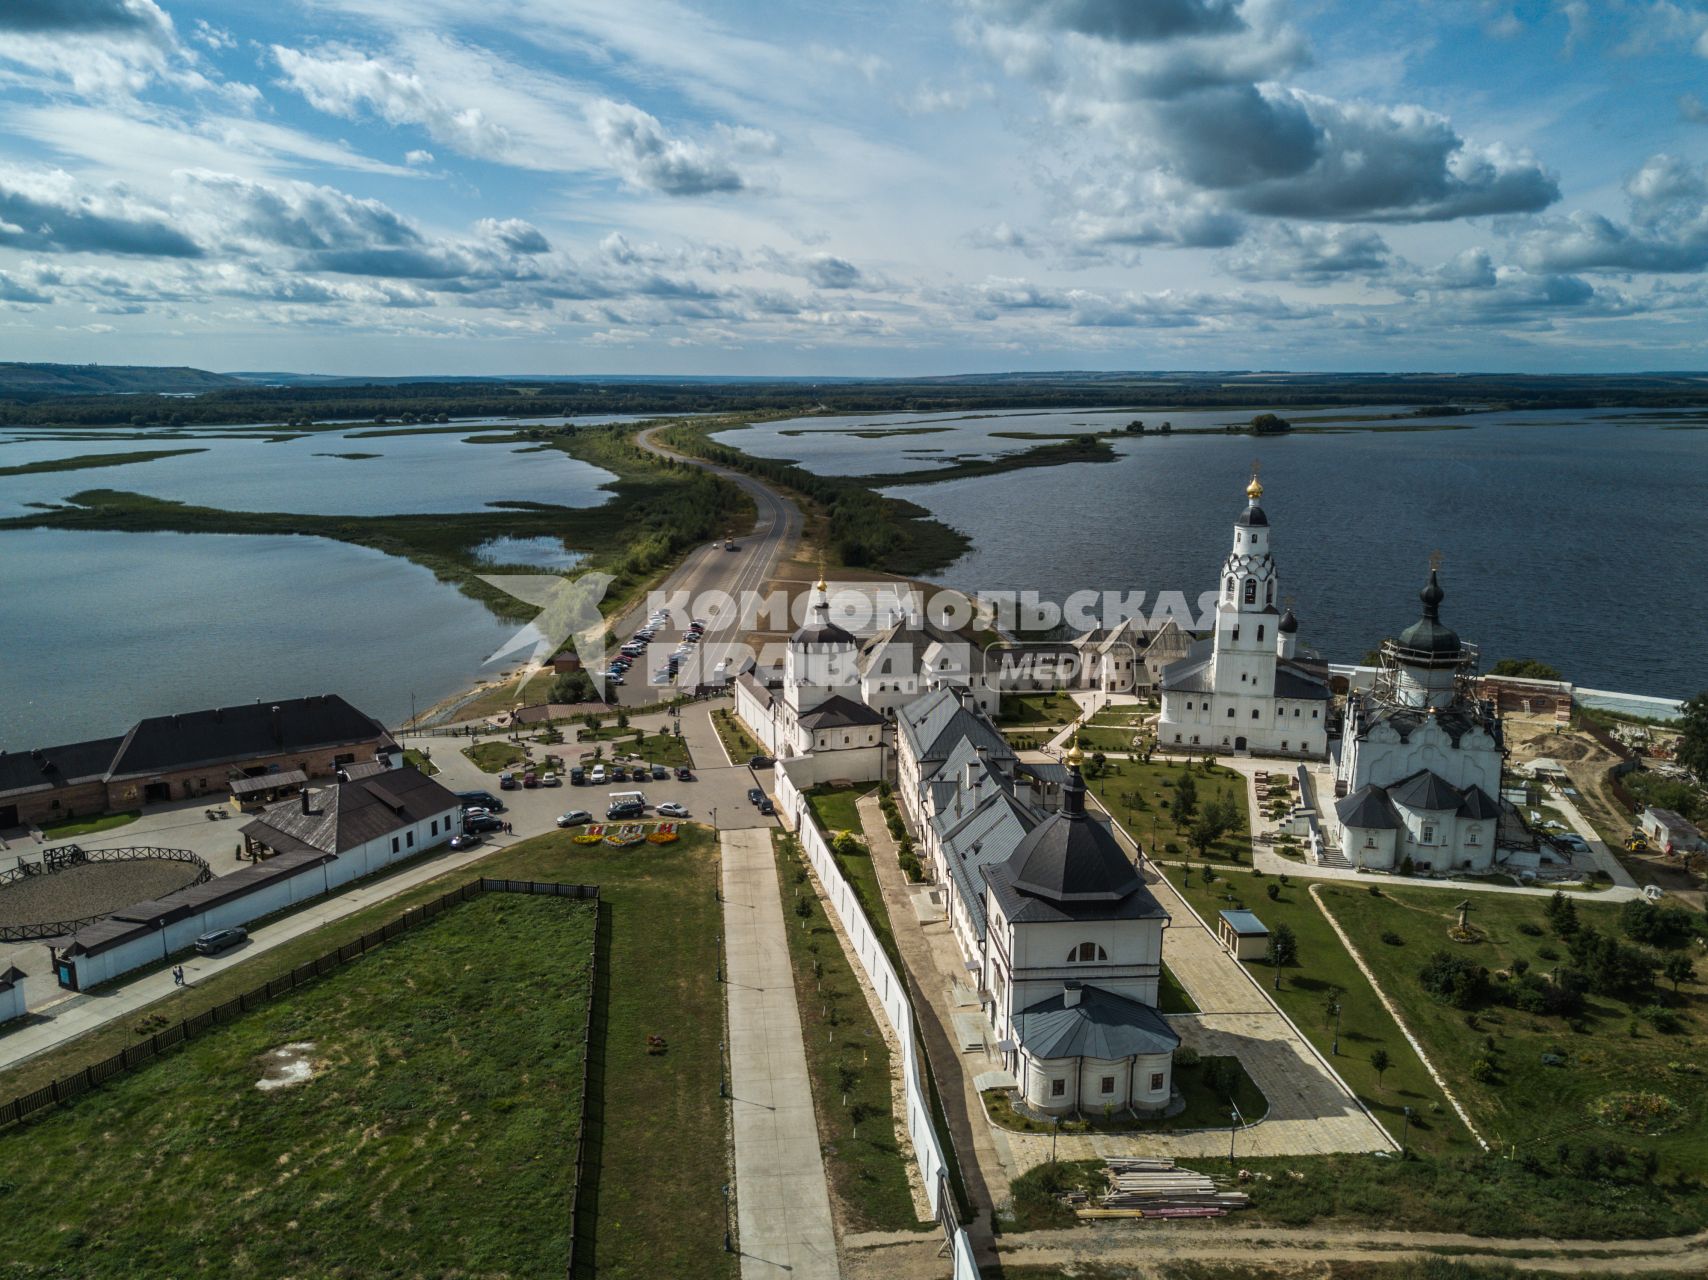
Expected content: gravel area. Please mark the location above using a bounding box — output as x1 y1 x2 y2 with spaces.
0 859 203 928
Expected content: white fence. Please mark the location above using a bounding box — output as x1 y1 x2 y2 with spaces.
775 767 982 1280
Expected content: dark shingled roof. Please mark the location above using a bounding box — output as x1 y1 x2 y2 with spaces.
1336 784 1400 830
1004 767 1142 904
1014 984 1180 1061
1388 769 1463 812
1457 785 1501 820
107 694 389 780
797 694 886 730
0 737 125 798
242 765 460 855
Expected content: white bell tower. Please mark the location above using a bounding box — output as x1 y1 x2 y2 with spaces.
1210 467 1281 700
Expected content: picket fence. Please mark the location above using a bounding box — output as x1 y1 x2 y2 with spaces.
775 768 982 1280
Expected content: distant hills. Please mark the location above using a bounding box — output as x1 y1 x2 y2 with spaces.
0 362 242 398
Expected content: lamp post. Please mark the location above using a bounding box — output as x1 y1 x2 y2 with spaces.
722 1182 733 1253
1400 1105 1413 1156
1330 997 1342 1057
1229 1108 1239 1165
1051 1115 1059 1165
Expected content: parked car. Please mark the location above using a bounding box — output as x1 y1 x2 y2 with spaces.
499 772 519 790
747 786 764 805
457 790 504 812
650 763 670 781
675 766 693 781
607 799 646 820
522 771 539 789
449 832 483 851
541 772 561 787
757 797 775 816
570 765 585 785
590 764 607 784
194 926 248 956
609 764 627 782
464 813 503 834
748 755 773 770
556 810 593 827
658 802 690 818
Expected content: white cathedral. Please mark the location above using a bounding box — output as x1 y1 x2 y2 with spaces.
1157 473 1332 757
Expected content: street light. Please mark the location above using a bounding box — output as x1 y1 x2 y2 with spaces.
1330 997 1342 1056
1400 1105 1413 1156
1229 1108 1239 1165
722 1182 733 1253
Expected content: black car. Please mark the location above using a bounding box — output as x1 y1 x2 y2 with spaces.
650 764 670 781
457 790 505 812
570 765 585 785
464 813 504 834
757 797 775 816
748 755 773 770
675 766 693 781
607 799 646 820
194 925 248 956
747 786 764 805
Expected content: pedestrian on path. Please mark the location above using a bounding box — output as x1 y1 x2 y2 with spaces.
171 965 184 986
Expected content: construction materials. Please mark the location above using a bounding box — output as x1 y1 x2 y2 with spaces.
1079 1157 1251 1219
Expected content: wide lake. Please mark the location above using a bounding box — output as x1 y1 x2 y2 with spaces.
721 407 1708 699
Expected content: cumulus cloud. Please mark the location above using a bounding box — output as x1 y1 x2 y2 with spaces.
966 0 1558 225
477 217 551 255
274 46 513 159
405 149 436 166
1221 223 1391 281
587 100 746 195
0 166 200 257
0 0 173 39
1517 154 1708 274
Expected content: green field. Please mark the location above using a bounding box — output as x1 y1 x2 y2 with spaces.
0 893 594 1277
576 727 691 768
1088 759 1251 860
996 691 1078 726
773 833 921 1233
462 739 530 772
806 784 868 836
1317 882 1708 1177
35 809 141 839
0 827 732 1280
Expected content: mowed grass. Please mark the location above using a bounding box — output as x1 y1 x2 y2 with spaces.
0 827 732 1280
1089 759 1251 860
1318 882 1708 1178
807 783 869 836
34 809 141 838
1162 864 1465 1155
1 893 595 1278
462 740 530 772
996 690 1078 726
773 832 922 1234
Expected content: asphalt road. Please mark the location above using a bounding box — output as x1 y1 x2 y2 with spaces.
601 425 803 707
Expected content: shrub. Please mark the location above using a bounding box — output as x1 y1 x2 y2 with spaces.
1175 1046 1201 1069
1418 950 1491 1008
1518 921 1544 937
1266 883 1281 901
1381 930 1404 946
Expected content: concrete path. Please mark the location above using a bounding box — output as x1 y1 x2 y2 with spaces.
720 828 840 1280
0 833 515 1075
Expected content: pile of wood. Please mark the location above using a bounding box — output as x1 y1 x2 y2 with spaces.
1077 1158 1251 1219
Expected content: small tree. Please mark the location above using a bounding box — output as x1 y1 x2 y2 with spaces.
1370 1047 1392 1088
1663 952 1696 994
1175 769 1199 821
1266 923 1297 967
795 895 813 928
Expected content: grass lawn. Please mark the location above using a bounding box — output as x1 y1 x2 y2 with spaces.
1087 758 1251 860
461 739 530 772
1087 703 1152 727
1077 724 1144 753
982 1054 1264 1134
711 707 766 764
0 892 594 1277
996 690 1078 726
1162 863 1462 1156
1158 962 1200 1012
772 832 922 1234
575 728 690 768
0 827 733 1280
807 783 869 836
1316 881 1708 1179
400 747 438 775
35 809 140 839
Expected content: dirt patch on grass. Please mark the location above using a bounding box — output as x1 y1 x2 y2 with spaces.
256 1042 321 1092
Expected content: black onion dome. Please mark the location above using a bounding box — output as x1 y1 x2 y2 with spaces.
1236 504 1268 527
1277 607 1298 634
1395 569 1461 662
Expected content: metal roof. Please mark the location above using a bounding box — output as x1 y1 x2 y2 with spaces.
1014 983 1180 1061
1218 909 1269 936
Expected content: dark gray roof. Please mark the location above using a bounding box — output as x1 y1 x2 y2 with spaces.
1236 503 1269 527
797 694 886 730
899 687 1011 770
230 769 308 796
242 765 460 855
0 737 126 798
104 695 390 781
1336 784 1400 830
1159 649 1214 693
1014 984 1180 1061
1393 570 1463 665
792 600 856 647
1003 769 1142 904
1388 769 1464 812
1277 607 1298 635
1275 660 1332 700
1457 785 1501 820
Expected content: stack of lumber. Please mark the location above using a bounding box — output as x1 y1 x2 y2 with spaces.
1084 1158 1250 1218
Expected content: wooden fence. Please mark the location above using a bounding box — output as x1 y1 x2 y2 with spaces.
0 877 599 1130
0 845 213 942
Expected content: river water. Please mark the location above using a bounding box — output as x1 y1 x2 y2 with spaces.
723 407 1708 699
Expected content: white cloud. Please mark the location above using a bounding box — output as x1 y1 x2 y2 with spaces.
587 100 746 195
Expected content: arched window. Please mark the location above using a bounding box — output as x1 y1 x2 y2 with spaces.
1227 707 1236 718
1257 625 1265 642
1251 709 1261 719
1267 581 1275 604
1067 942 1108 963
1243 579 1257 604
1224 576 1235 600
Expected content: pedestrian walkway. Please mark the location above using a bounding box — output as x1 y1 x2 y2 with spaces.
720 828 840 1280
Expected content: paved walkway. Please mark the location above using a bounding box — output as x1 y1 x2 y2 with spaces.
0 834 518 1074
720 828 840 1280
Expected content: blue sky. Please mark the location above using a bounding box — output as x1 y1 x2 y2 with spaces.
2 0 1707 375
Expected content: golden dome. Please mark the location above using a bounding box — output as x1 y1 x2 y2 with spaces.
1246 473 1264 500
815 576 828 592
1065 737 1085 768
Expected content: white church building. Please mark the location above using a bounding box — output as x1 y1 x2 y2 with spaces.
1331 568 1506 872
1157 473 1332 757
